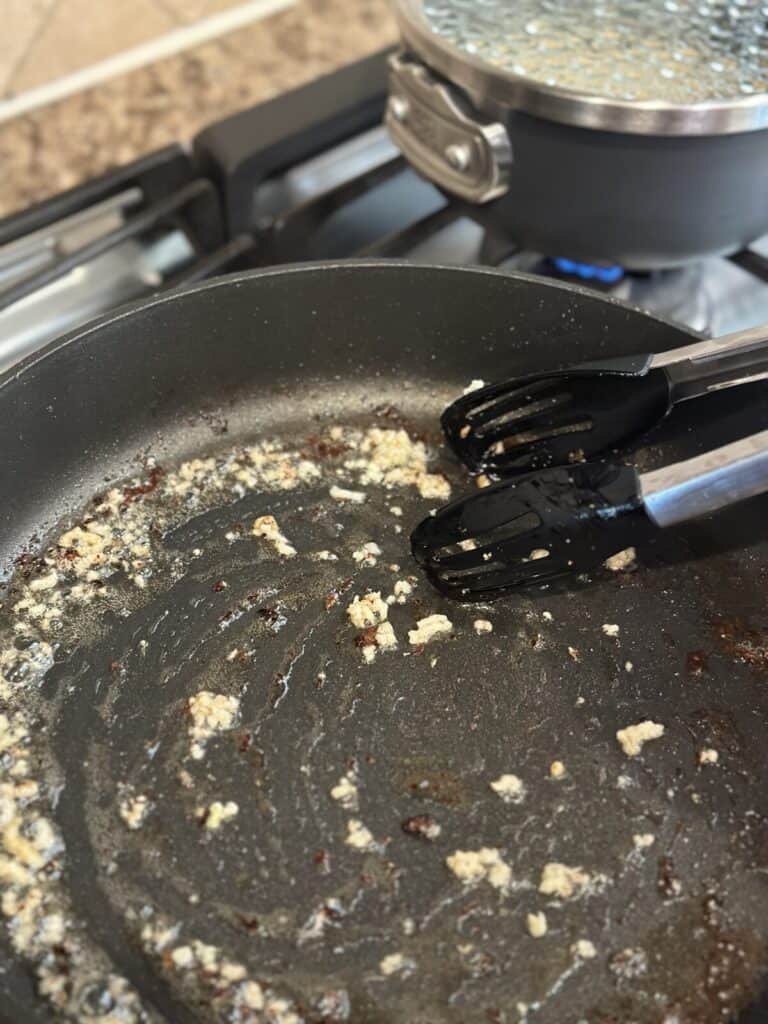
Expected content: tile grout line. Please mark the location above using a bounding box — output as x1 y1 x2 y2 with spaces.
0 0 297 126
0 0 62 98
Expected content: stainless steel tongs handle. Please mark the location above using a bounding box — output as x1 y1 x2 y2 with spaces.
650 323 768 368
649 323 768 400
640 429 768 528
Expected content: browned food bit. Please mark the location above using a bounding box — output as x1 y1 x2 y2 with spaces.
400 761 466 807
657 856 683 898
686 650 709 675
714 618 768 673
122 466 164 506
313 849 331 874
354 627 378 650
303 436 351 460
401 815 442 841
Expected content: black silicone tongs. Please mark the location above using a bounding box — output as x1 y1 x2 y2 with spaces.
442 324 768 477
411 430 768 600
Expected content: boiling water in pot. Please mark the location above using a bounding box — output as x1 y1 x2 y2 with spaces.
421 0 768 103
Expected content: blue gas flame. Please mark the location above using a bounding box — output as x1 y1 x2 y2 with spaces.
551 258 624 284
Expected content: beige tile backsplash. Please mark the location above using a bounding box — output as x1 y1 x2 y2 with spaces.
0 0 245 100
0 0 57 95
157 0 250 21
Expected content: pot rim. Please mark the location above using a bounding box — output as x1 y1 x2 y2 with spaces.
394 0 768 137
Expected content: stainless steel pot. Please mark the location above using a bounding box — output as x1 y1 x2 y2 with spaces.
387 0 768 270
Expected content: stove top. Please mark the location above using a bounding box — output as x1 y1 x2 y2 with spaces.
3 47 768 373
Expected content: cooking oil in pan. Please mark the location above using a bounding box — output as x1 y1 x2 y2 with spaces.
421 0 768 103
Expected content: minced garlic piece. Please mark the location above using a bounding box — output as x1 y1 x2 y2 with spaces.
572 939 597 959
241 981 265 1010
252 515 296 558
37 914 65 946
329 485 367 503
168 456 216 496
616 720 665 757
233 442 320 492
57 522 112 574
311 550 338 562
418 474 451 500
408 614 453 646
347 592 388 629
539 862 590 900
220 962 247 982
446 848 511 891
633 833 656 849
699 747 719 765
526 911 548 938
602 623 620 637
187 691 240 760
0 713 27 757
3 818 44 869
119 793 151 831
528 548 550 560
345 819 375 851
353 542 381 567
343 427 451 500
490 774 526 804
375 622 398 650
604 547 636 572
28 571 58 593
474 619 493 635
330 774 359 811
171 945 195 968
549 761 566 779
387 579 413 605
379 952 414 975
202 800 238 830
265 996 301 1024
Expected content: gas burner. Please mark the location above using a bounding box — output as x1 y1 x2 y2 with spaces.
2 47 768 370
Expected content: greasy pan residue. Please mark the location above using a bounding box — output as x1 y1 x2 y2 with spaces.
1 412 768 1024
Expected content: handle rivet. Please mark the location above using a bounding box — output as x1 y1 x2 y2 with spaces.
445 142 472 171
389 95 410 122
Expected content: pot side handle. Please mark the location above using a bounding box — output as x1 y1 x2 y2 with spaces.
385 52 513 205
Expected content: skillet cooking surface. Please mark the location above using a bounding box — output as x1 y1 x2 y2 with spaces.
0 264 767 1024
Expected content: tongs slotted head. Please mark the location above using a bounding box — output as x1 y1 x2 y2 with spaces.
443 324 768 476
412 430 768 600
